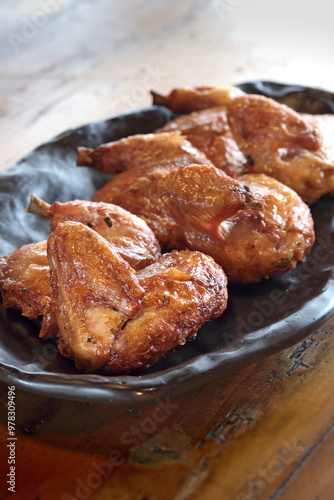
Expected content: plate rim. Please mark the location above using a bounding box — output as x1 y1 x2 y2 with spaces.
1 80 334 405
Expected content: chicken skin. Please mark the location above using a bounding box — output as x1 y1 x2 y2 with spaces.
93 159 314 282
0 198 162 338
0 241 56 338
93 160 257 250
27 195 161 270
156 106 247 177
227 94 334 204
48 221 228 374
151 84 244 113
78 132 214 246
77 131 212 174
153 86 334 203
157 166 315 282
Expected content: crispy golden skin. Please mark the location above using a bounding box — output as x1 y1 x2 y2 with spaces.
157 166 314 283
156 106 247 177
227 94 334 204
93 162 256 250
94 158 314 282
0 199 162 338
88 132 213 246
27 195 161 271
77 131 212 174
48 221 228 374
153 89 334 203
151 85 244 113
0 241 56 338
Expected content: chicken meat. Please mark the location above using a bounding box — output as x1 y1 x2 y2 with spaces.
77 130 212 174
155 106 247 177
93 163 257 251
48 221 228 373
153 86 334 203
91 151 314 282
0 198 162 338
151 84 244 113
78 132 214 246
157 166 315 282
0 240 56 338
27 195 161 270
227 94 334 204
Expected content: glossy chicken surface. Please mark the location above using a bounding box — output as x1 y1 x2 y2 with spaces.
77 131 211 174
0 198 162 339
48 221 228 373
88 133 213 246
158 166 314 282
2 84 326 374
93 162 256 250
151 87 334 203
227 94 334 204
151 85 244 113
156 106 247 177
0 241 56 338
27 195 161 270
94 159 314 282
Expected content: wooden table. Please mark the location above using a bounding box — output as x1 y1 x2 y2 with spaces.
1 1 334 499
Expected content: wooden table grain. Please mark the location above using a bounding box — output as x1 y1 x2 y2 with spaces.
1 1 334 499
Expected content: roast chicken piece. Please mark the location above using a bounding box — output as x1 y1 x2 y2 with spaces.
0 241 56 338
153 87 334 203
27 195 161 271
0 197 162 338
78 132 214 246
151 84 244 113
227 94 334 204
48 221 228 373
93 159 257 250
77 131 212 174
158 166 315 282
155 106 247 177
94 161 314 283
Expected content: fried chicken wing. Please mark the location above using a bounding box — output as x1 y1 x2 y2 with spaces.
48 221 227 373
227 94 334 204
155 107 247 177
77 131 211 174
156 165 314 282
151 85 244 113
0 196 162 338
88 132 213 246
27 195 161 270
93 168 181 247
0 241 56 338
93 162 257 250
95 160 313 282
152 88 334 203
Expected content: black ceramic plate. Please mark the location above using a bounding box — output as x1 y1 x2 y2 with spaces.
1 81 334 405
